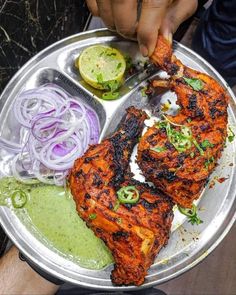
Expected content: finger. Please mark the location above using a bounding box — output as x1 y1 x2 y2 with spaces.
137 0 171 56
86 0 99 16
96 0 115 30
111 0 138 39
160 0 198 42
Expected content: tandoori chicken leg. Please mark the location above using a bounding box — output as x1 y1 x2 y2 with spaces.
69 107 173 286
138 36 228 208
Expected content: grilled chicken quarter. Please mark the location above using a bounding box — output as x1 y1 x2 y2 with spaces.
137 36 229 208
69 107 173 286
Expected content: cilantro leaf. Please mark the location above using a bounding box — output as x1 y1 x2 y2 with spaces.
190 151 195 158
192 138 204 155
183 77 204 91
116 62 122 70
104 80 120 92
204 156 215 169
201 140 214 149
124 54 133 71
96 73 103 84
228 126 235 143
141 86 148 97
157 118 204 155
151 146 166 153
97 77 121 100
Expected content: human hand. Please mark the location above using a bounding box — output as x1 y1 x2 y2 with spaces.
86 0 198 56
0 246 59 295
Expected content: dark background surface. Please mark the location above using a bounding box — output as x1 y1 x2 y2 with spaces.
0 0 89 92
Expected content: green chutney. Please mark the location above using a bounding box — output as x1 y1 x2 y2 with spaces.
0 177 113 269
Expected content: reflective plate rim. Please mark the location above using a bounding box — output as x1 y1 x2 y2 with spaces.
0 29 236 291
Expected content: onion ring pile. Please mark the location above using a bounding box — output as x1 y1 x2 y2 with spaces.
5 84 100 185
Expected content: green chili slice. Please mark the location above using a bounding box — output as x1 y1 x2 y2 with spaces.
11 190 27 208
102 91 119 100
178 204 203 225
89 213 97 220
117 186 139 204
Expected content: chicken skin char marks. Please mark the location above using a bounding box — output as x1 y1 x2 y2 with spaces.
137 36 229 208
69 107 173 286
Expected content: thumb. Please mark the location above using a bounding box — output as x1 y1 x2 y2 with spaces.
160 0 198 43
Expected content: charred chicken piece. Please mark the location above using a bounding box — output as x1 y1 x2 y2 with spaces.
138 36 228 208
69 107 173 286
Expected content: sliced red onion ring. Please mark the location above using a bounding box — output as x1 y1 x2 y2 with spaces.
6 84 101 186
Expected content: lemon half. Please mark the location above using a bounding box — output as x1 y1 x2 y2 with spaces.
76 45 126 90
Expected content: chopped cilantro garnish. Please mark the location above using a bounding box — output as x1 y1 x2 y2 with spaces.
204 156 215 169
157 116 204 155
192 138 204 155
190 152 195 158
201 139 214 149
99 79 120 92
97 77 121 100
116 217 122 224
166 125 192 152
151 146 166 153
228 126 235 142
158 120 168 129
107 52 116 56
159 120 192 153
178 204 203 225
113 200 120 212
141 86 148 97
124 54 133 71
96 73 103 84
183 77 204 91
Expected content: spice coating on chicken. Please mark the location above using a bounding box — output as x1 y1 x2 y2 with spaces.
69 107 173 286
137 36 229 208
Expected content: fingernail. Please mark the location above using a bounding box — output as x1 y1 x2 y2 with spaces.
163 31 172 43
140 44 148 57
162 27 173 44
167 33 173 43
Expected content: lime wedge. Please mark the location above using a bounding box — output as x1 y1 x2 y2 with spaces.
76 45 126 90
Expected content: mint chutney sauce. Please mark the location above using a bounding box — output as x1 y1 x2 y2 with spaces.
0 177 113 269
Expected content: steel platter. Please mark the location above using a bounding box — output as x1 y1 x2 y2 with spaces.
0 29 236 291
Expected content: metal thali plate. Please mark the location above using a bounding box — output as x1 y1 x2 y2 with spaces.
0 29 236 291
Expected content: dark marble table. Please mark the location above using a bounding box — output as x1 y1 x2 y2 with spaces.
0 0 89 93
